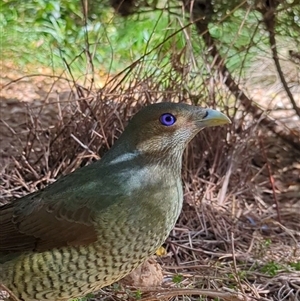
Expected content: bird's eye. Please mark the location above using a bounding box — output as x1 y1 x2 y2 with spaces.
159 113 176 126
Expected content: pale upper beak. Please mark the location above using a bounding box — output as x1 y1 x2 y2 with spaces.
197 108 231 128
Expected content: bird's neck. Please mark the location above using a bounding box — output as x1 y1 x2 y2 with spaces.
102 137 183 176
138 148 183 175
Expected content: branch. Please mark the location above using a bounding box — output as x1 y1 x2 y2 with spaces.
187 3 300 149
261 4 300 117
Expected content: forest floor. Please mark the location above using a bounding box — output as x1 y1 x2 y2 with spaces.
0 60 299 301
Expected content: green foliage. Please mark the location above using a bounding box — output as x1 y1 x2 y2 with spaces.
260 262 284 276
172 273 184 284
263 260 300 275
1 0 171 73
134 289 142 299
1 0 299 81
209 9 267 73
263 239 272 248
289 261 300 271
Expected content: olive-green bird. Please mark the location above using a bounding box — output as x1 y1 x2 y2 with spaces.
0 102 230 301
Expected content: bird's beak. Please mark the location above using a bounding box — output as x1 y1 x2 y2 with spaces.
197 108 231 128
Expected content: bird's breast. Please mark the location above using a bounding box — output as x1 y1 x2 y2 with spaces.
95 164 183 251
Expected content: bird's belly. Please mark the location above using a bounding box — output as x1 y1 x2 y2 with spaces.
1 227 167 301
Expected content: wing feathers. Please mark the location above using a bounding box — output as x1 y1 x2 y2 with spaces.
0 197 97 253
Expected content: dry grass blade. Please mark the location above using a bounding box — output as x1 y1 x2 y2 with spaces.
139 288 247 301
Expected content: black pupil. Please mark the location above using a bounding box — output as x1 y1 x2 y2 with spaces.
165 115 172 123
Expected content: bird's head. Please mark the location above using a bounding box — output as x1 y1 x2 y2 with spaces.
110 102 230 168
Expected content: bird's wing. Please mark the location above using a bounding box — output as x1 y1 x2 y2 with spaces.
0 199 98 252
0 162 127 253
